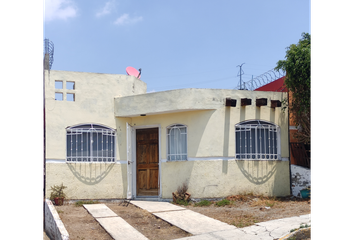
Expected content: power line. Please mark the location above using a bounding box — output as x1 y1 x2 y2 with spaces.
149 75 236 91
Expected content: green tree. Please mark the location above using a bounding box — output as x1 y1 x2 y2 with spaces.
275 33 310 144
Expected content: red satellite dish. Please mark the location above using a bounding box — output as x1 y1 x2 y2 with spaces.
126 66 141 79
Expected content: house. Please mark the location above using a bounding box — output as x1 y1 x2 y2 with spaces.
44 69 291 200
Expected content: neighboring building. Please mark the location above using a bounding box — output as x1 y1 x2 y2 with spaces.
254 76 310 197
45 69 290 200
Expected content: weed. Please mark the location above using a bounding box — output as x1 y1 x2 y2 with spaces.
57 210 64 214
300 224 310 229
232 214 259 228
194 200 212 207
75 200 99 207
215 199 231 207
175 199 190 206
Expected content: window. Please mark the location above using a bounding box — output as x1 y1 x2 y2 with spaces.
67 93 75 101
235 120 280 160
55 80 63 89
167 124 187 161
66 124 116 162
66 81 75 90
55 92 63 101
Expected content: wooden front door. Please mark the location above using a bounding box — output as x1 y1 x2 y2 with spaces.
136 128 159 196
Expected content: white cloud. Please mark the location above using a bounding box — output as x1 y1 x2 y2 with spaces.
45 0 77 22
114 13 143 25
96 1 115 18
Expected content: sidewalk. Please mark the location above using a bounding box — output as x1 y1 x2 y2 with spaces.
84 200 311 240
131 200 310 240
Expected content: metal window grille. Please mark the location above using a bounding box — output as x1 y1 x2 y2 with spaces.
167 124 187 161
235 121 280 160
66 124 116 163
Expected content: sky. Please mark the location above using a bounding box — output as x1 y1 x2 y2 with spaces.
44 0 310 92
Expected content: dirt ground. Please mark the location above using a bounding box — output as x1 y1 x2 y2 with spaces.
53 201 192 240
50 195 310 240
184 195 311 228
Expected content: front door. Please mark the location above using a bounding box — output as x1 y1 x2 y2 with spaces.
136 128 159 196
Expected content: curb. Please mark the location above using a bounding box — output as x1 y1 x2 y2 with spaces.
44 199 69 240
279 227 311 240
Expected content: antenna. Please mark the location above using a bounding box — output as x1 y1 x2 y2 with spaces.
236 63 245 90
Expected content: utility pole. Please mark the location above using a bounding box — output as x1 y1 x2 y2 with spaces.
237 63 245 90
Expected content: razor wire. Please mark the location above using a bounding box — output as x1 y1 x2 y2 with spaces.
234 69 286 91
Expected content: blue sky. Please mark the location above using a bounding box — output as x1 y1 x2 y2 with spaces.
44 0 310 92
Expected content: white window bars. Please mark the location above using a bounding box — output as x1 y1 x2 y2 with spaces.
167 124 187 161
66 124 116 163
235 121 280 160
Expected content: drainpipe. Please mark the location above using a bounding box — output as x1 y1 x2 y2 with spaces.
287 90 292 196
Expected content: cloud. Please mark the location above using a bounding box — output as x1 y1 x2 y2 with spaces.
45 0 77 22
114 13 143 25
96 1 115 18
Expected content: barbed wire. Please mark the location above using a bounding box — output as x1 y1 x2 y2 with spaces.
44 39 54 70
234 69 286 91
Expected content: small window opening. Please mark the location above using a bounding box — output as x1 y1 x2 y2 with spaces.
67 93 75 101
66 81 75 90
55 92 63 101
55 81 63 89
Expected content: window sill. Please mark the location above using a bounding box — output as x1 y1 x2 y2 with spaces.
235 158 288 161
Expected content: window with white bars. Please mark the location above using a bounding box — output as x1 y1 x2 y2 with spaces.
66 124 116 163
167 124 187 161
235 120 280 160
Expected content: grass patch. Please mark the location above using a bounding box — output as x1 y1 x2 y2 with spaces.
75 200 99 207
175 199 190 206
215 199 231 207
194 200 212 207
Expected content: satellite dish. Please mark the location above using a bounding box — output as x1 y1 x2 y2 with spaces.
126 66 141 79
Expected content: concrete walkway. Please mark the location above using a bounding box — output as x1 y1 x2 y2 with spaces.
130 200 311 240
84 201 311 240
83 204 148 240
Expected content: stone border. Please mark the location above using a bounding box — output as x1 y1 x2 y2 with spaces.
44 199 69 240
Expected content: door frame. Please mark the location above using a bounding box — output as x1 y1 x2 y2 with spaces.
129 124 161 199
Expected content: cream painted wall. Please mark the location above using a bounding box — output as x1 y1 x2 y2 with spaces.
119 89 288 160
160 160 290 198
45 162 127 199
45 70 146 160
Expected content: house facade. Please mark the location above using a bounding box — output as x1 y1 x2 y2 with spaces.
45 70 290 200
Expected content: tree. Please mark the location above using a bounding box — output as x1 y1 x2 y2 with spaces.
275 33 310 144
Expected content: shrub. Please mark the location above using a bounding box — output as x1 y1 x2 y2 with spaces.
172 182 191 204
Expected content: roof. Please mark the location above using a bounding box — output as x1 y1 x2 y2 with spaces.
254 76 287 92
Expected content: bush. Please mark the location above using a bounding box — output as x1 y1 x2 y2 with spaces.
172 182 191 204
215 199 231 207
